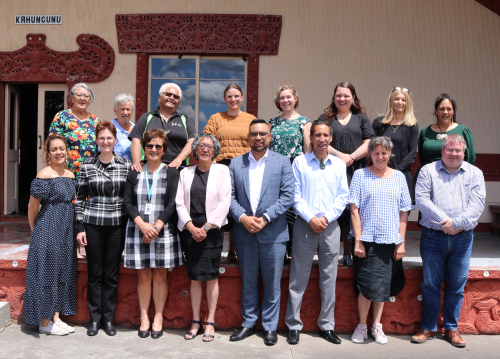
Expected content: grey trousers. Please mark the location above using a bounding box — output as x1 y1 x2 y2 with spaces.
285 217 340 331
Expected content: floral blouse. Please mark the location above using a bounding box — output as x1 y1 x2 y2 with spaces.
49 109 100 179
269 116 311 159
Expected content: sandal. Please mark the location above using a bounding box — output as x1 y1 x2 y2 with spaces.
184 320 202 340
227 252 238 263
203 322 217 342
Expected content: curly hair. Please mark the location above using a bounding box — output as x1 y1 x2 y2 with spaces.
42 135 68 166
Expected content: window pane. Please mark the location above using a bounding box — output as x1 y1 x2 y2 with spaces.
150 79 196 120
200 59 245 80
44 91 64 138
199 80 245 133
151 58 196 79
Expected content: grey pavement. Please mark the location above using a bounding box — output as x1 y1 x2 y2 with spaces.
0 323 499 359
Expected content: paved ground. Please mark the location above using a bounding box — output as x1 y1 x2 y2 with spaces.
1 323 498 359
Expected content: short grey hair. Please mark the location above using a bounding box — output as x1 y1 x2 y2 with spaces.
159 82 182 100
113 93 135 111
70 83 95 102
191 134 221 158
367 136 394 160
442 134 467 150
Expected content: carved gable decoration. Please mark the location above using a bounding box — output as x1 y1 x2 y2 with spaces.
0 34 115 86
115 14 282 55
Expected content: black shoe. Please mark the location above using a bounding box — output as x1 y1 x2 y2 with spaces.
230 327 255 341
137 327 150 338
287 329 300 344
151 329 163 339
319 330 341 344
87 321 100 336
264 331 278 346
103 322 117 336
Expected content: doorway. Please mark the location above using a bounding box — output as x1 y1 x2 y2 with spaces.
3 84 67 215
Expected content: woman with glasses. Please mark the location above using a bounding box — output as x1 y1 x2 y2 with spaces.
129 83 196 172
123 129 182 339
203 83 256 263
75 121 131 337
112 93 135 161
372 87 418 204
269 85 311 262
318 81 375 265
49 82 100 258
415 93 475 181
176 134 231 342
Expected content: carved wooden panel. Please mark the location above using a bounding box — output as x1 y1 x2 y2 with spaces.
115 14 282 55
0 34 115 87
246 55 259 117
135 53 149 122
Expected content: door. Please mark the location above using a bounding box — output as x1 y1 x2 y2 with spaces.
37 84 68 172
4 85 20 214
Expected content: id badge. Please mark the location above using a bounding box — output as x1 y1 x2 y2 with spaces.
144 203 153 215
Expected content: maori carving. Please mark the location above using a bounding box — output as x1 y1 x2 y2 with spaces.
115 14 282 55
0 34 115 87
135 53 149 121
246 55 259 117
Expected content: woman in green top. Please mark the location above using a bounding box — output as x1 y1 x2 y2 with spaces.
415 93 475 182
269 85 311 262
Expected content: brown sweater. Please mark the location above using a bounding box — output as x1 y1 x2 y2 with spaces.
203 111 257 162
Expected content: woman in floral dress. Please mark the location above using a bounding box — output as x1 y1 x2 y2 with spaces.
269 85 311 262
49 83 100 180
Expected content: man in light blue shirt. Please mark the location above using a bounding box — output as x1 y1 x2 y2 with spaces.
285 119 349 345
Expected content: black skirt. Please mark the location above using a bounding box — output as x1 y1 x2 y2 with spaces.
353 242 406 302
182 225 224 281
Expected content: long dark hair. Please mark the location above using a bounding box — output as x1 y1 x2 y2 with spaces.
324 81 365 122
434 93 457 123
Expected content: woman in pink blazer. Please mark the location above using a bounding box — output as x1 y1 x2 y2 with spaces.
176 133 231 342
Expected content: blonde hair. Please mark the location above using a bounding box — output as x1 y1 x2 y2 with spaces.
380 89 417 127
273 85 299 112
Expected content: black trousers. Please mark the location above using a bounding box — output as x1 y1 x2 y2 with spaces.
84 223 126 322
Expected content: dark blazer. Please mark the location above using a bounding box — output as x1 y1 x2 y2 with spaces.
229 150 294 244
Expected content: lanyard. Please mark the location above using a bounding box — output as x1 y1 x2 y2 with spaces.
145 163 164 202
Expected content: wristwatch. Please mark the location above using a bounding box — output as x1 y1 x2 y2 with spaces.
154 226 159 231
204 223 211 231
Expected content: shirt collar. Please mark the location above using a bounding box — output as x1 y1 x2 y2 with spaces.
249 149 269 163
112 118 133 133
306 152 332 165
437 159 467 174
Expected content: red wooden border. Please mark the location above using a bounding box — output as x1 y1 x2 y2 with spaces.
246 55 259 117
475 0 500 16
135 53 149 122
0 83 4 213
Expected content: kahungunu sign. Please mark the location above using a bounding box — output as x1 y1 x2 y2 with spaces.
15 15 62 24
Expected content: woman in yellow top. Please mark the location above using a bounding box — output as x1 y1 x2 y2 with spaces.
203 83 256 262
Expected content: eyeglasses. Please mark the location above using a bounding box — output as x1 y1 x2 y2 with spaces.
74 93 90 99
444 147 464 154
97 137 115 142
393 87 410 93
198 144 214 150
249 132 269 138
162 92 180 100
145 144 163 150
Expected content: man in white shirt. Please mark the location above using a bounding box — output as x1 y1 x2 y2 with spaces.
229 119 294 346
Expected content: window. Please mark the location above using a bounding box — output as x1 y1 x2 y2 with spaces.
150 56 247 133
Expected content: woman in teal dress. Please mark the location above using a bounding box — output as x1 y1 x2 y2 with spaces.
269 85 311 262
415 93 475 182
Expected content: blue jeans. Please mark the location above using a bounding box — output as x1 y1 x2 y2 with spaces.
419 226 473 331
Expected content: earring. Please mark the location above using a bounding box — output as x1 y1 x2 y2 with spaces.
195 155 199 160
212 157 215 161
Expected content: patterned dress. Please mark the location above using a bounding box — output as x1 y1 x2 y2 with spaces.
124 166 183 269
269 116 311 159
49 109 100 179
23 178 78 325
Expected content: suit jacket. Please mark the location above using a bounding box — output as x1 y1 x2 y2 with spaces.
176 163 231 231
229 150 294 244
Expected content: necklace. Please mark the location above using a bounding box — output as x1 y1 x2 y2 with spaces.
315 152 329 170
336 114 350 125
436 122 452 140
390 119 404 132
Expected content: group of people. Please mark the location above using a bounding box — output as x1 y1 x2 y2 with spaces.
22 80 485 349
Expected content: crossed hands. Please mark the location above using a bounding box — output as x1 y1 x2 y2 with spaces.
186 221 207 242
241 215 268 234
309 217 328 233
138 222 160 244
440 218 462 235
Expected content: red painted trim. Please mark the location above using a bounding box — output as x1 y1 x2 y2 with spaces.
135 53 149 122
246 55 259 117
115 14 282 55
0 83 4 213
411 154 500 181
0 34 115 87
475 0 500 16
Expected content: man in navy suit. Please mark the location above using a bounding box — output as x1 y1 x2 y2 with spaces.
229 119 294 346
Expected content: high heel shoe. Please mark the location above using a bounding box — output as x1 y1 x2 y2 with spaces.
184 320 202 340
203 322 217 342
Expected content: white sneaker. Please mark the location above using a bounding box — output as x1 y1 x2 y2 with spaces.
39 321 69 336
371 323 388 344
56 318 75 333
351 324 368 343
